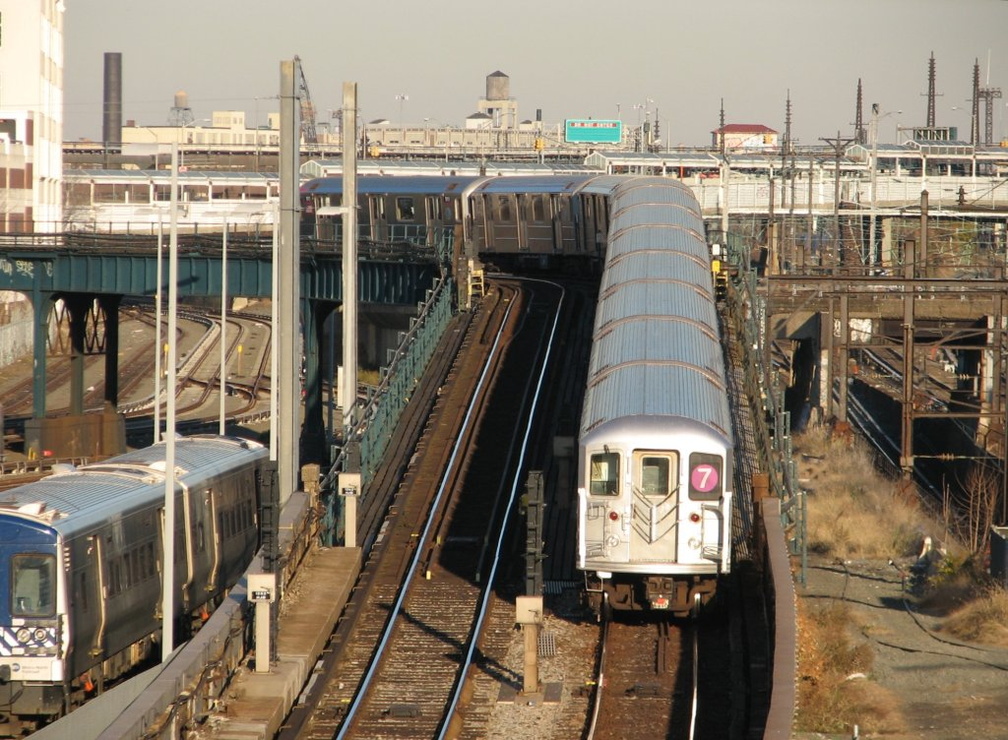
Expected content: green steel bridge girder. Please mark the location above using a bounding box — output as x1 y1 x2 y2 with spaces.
0 250 441 304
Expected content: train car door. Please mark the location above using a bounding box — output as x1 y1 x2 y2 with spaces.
581 194 608 256
685 451 728 568
424 196 436 247
493 193 521 251
578 449 630 566
551 194 578 254
524 193 554 253
628 451 680 562
368 194 387 242
471 194 491 252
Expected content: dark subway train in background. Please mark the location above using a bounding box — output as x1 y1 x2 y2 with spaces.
299 173 623 273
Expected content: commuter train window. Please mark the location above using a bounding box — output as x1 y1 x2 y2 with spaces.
11 554 56 617
637 453 677 497
688 452 723 501
109 560 121 596
396 197 416 221
589 452 620 496
77 572 89 612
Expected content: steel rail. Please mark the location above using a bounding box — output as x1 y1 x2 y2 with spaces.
438 277 567 738
334 290 519 740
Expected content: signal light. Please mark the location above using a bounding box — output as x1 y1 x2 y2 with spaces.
689 512 701 523
608 510 619 521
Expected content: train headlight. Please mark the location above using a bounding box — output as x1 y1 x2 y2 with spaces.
15 628 30 645
33 628 47 643
687 537 701 551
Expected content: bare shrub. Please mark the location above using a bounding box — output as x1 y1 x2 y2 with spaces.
796 425 933 559
940 586 1008 646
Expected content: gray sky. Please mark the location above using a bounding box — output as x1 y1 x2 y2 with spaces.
63 0 1008 147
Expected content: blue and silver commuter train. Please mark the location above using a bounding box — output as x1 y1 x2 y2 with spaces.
0 435 268 734
576 177 734 617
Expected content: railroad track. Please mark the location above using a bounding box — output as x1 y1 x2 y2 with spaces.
588 616 695 740
281 280 566 739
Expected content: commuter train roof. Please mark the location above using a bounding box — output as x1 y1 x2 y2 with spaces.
580 177 731 440
301 174 486 197
0 436 267 537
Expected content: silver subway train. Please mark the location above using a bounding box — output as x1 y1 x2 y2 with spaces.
576 177 733 618
301 172 732 616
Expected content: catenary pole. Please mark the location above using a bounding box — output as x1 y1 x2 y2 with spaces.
278 60 301 503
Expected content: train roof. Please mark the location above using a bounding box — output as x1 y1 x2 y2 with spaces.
0 436 267 536
580 179 732 441
302 158 600 179
301 174 485 196
468 174 598 195
573 174 632 195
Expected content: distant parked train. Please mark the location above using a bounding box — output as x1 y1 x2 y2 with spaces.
299 173 619 273
0 435 268 734
575 177 734 618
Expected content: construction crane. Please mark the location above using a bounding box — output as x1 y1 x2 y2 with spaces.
294 55 318 146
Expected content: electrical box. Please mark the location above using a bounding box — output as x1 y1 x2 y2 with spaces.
248 573 275 602
515 595 543 625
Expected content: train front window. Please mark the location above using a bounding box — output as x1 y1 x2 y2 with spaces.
11 554 56 617
637 454 676 497
589 452 619 496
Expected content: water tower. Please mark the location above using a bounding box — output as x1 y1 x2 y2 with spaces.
169 91 194 127
477 71 518 129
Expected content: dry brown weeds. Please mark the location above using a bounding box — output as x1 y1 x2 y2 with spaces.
792 422 1008 733
794 601 903 734
796 424 938 559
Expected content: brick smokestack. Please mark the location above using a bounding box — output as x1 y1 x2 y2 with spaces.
103 52 122 146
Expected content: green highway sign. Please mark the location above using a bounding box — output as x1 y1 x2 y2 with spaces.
565 119 622 144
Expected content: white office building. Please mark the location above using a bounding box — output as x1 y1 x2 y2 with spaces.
0 0 64 232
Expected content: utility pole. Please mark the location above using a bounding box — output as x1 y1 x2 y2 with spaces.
923 51 940 129
978 56 1002 146
854 78 866 145
819 131 856 273
277 59 302 504
339 82 361 548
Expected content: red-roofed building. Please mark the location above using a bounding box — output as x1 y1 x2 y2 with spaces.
712 124 779 151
